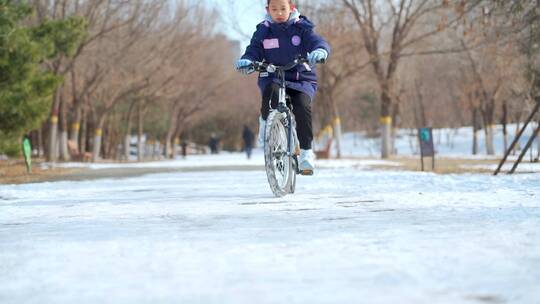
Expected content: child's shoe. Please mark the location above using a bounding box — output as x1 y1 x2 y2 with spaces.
299 149 315 175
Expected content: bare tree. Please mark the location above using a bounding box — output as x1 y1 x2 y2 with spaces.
341 0 481 158
308 4 369 158
30 0 156 161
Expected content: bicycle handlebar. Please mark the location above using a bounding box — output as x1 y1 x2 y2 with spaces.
251 56 325 73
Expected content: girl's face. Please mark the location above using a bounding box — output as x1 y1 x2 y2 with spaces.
267 0 292 23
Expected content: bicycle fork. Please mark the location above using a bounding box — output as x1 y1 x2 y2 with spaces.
276 86 300 173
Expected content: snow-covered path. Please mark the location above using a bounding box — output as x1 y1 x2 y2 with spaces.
1 156 539 303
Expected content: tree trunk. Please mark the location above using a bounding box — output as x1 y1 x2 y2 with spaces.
485 124 495 155
124 101 137 161
415 80 427 127
69 71 81 148
70 99 82 148
165 104 181 159
92 117 106 162
124 134 131 161
59 131 69 161
29 131 37 157
80 108 87 155
483 100 495 155
391 102 400 155
103 110 117 160
331 97 341 159
332 117 342 159
111 113 121 160
472 107 479 155
502 100 508 153
37 126 43 157
380 90 392 159
173 119 187 159
70 112 81 147
59 97 70 161
137 102 144 161
47 89 61 162
103 121 110 160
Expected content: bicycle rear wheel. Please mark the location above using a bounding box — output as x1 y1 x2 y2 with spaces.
264 110 295 197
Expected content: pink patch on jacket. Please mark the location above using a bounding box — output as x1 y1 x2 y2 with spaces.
263 38 280 49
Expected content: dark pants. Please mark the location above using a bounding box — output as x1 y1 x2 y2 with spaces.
261 83 313 150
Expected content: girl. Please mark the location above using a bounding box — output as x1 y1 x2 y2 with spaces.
235 0 330 175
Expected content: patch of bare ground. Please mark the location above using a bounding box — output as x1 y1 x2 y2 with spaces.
0 159 82 184
0 158 262 185
364 155 509 174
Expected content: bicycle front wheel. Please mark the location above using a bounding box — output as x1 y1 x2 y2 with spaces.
264 110 295 197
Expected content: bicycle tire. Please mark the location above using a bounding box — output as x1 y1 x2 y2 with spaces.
264 110 295 197
288 117 300 194
288 155 297 194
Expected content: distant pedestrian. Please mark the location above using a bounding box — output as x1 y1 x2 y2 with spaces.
209 133 220 154
242 125 255 159
181 140 188 158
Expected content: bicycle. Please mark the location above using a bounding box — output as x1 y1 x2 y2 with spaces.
250 56 325 197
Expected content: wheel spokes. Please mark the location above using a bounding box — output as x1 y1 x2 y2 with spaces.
269 115 289 187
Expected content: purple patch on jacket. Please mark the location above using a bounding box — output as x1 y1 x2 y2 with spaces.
291 35 301 46
263 38 280 49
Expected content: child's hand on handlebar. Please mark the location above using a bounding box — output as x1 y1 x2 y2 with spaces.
307 49 328 66
235 59 255 75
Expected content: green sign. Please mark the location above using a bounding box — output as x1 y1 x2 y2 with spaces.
22 136 32 173
418 128 435 171
418 128 434 157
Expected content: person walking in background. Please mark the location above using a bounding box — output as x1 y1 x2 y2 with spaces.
208 133 220 154
180 139 188 159
242 125 255 159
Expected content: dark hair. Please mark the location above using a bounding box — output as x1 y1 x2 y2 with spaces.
267 0 296 8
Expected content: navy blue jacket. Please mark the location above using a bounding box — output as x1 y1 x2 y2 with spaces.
241 13 331 100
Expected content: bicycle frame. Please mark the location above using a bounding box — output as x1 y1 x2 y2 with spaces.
275 68 296 162
254 57 311 164
251 56 324 195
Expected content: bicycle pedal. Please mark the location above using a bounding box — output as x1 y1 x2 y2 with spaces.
300 169 314 176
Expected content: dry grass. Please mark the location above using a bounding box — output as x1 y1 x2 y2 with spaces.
0 159 81 184
369 155 505 174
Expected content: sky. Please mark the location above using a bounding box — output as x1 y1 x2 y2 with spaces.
205 0 267 51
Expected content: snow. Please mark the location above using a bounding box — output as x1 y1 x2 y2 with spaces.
43 151 400 171
337 124 540 159
1 127 540 303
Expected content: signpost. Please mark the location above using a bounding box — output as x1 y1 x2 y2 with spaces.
22 135 32 173
418 128 435 171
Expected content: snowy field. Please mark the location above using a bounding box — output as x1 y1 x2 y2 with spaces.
337 124 540 159
1 149 540 303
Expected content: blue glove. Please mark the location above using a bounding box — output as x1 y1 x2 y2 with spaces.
307 49 328 65
235 59 254 75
